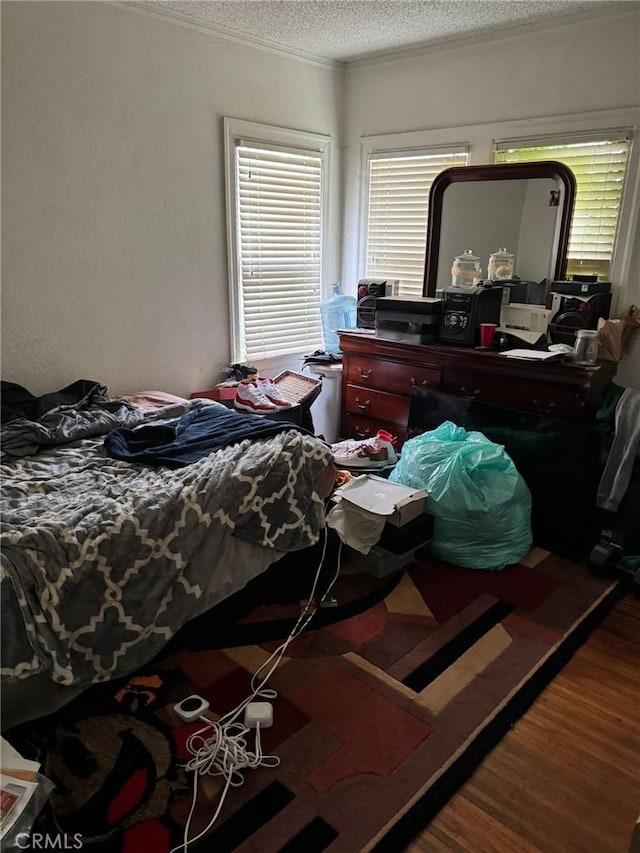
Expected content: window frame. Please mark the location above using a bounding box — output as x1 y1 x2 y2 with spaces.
362 145 470 297
224 117 332 364
358 107 639 309
493 130 633 282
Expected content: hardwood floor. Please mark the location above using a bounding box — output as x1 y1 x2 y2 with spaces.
410 594 640 853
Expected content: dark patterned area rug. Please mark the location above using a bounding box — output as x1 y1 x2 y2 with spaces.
6 547 623 853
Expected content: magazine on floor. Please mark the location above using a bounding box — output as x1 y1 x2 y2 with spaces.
0 772 38 840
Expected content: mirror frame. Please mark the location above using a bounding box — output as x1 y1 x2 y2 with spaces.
423 161 576 297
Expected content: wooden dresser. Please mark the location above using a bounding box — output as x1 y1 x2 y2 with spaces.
338 332 615 446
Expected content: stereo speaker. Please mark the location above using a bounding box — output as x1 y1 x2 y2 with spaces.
548 286 612 346
356 279 399 328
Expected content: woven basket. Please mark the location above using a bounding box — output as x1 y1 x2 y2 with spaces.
272 370 322 404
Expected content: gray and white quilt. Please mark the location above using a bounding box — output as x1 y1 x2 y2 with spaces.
1 400 332 688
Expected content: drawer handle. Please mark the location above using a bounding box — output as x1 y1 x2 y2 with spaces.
533 399 556 414
358 368 373 380
411 377 430 388
354 426 371 438
460 386 480 399
355 397 370 411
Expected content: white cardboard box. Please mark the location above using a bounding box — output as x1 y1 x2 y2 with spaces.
334 474 427 527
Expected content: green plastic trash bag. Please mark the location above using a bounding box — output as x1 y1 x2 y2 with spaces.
390 421 532 570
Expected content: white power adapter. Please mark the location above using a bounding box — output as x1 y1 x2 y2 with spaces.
174 694 210 721
243 701 273 729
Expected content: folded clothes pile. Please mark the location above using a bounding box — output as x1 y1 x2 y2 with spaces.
219 363 258 383
330 430 398 469
301 351 343 368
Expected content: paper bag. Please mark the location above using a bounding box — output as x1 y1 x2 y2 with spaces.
597 305 640 361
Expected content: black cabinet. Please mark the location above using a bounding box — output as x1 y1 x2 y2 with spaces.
406 386 606 560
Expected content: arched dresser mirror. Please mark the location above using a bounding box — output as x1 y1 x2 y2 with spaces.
423 161 576 299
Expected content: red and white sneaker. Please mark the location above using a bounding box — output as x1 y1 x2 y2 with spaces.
256 378 294 409
331 430 398 468
234 380 279 414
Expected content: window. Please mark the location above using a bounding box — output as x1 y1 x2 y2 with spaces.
494 135 631 280
364 148 469 297
358 111 637 299
225 119 330 362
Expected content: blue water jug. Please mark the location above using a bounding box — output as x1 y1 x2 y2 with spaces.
320 283 357 354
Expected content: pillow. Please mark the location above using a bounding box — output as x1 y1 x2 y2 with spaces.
117 390 189 410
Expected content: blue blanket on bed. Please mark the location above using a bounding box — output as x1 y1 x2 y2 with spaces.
104 404 309 467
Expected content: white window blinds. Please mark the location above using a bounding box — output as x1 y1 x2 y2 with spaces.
495 135 631 280
235 143 324 361
365 149 469 297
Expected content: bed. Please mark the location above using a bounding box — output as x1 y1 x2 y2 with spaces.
0 384 335 728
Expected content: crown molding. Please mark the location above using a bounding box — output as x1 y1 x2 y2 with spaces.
111 1 639 72
114 1 344 72
346 2 639 70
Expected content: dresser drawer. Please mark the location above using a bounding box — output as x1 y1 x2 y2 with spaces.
502 380 585 419
442 370 586 419
441 370 492 402
347 356 441 397
345 385 410 426
342 412 407 446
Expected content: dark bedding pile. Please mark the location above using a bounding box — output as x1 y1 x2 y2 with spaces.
1 379 143 458
1 389 332 688
104 403 312 467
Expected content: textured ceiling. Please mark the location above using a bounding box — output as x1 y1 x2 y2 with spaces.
143 0 630 62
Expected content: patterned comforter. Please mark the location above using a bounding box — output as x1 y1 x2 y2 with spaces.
0 400 332 687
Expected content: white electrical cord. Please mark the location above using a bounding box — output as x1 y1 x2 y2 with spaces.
170 526 342 853
170 718 279 853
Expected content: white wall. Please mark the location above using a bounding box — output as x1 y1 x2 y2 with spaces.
3 4 639 397
342 10 640 306
1 1 343 396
